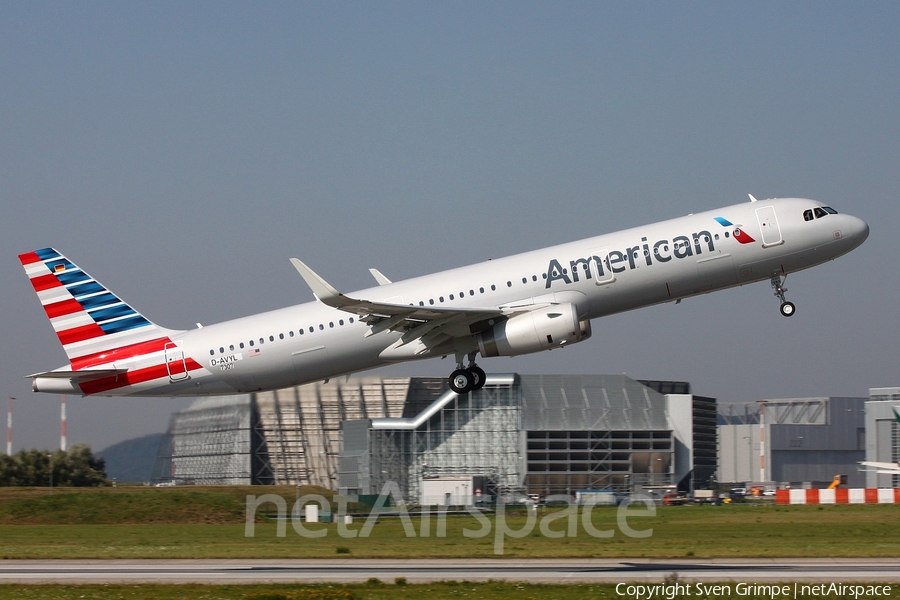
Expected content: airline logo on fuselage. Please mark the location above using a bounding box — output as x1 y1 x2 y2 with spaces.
545 218 751 288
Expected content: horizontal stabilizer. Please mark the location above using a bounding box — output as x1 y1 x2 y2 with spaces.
27 369 128 382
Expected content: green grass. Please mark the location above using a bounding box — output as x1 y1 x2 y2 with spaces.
0 503 899 559
2 582 895 600
0 487 899 559
0 486 306 525
0 582 646 600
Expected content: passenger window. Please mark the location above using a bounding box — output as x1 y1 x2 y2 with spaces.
439 296 444 302
479 287 484 293
249 340 254 346
449 294 454 300
289 331 294 337
279 333 284 340
240 342 245 348
319 324 324 330
309 326 314 333
429 299 434 305
814 207 828 219
349 317 354 323
299 329 304 335
507 281 512 287
470 289 475 295
339 319 344 325
803 209 814 221
229 344 235 351
269 335 274 342
219 347 225 354
259 338 265 344
209 349 214 356
329 322 334 328
491 285 496 291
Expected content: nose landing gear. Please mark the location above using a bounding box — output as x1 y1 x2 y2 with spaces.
771 274 795 317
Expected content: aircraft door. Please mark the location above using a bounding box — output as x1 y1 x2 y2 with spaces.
590 249 616 286
756 205 784 248
164 342 189 382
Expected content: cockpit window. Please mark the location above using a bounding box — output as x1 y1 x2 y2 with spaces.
814 207 828 219
803 209 814 221
822 206 838 214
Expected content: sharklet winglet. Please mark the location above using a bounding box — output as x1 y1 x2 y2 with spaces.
290 258 349 309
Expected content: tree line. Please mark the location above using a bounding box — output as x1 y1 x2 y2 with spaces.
0 444 106 486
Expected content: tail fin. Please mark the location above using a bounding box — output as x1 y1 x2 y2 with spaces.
18 248 176 366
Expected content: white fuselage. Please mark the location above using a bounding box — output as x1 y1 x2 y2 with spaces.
37 198 868 397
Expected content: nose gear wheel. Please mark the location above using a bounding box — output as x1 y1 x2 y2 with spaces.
771 274 795 317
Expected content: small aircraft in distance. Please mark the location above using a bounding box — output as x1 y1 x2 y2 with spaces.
19 195 868 397
858 408 900 475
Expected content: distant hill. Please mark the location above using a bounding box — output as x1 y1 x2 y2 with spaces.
98 433 166 483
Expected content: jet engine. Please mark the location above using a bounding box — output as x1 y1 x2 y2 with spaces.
476 303 592 357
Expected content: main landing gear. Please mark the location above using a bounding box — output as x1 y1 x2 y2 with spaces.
448 352 487 394
771 274 795 317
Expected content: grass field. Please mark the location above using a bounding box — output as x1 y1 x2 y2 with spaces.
0 582 897 600
0 487 899 559
0 487 898 598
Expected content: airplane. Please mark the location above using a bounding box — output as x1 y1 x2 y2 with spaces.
19 196 868 398
858 408 900 475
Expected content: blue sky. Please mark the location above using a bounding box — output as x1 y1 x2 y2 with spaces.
1 2 898 452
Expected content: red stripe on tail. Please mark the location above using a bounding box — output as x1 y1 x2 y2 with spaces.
30 273 63 292
44 299 84 319
70 337 172 370
18 252 42 266
79 358 204 395
57 324 106 346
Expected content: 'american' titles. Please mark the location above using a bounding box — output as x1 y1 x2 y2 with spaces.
546 228 718 289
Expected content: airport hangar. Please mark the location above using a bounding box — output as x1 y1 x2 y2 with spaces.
151 374 892 499
151 373 717 500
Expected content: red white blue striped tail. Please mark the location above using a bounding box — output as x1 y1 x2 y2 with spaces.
18 248 175 364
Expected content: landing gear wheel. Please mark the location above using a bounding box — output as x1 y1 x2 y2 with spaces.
468 365 486 391
770 274 795 318
449 369 474 394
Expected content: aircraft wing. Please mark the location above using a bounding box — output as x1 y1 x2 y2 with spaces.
858 461 900 473
291 259 526 346
368 268 392 286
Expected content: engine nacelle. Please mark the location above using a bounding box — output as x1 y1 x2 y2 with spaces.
476 303 592 358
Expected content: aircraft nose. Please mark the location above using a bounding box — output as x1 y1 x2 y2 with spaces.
845 215 869 247
834 214 869 252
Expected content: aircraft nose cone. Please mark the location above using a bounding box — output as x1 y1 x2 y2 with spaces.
846 215 869 247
